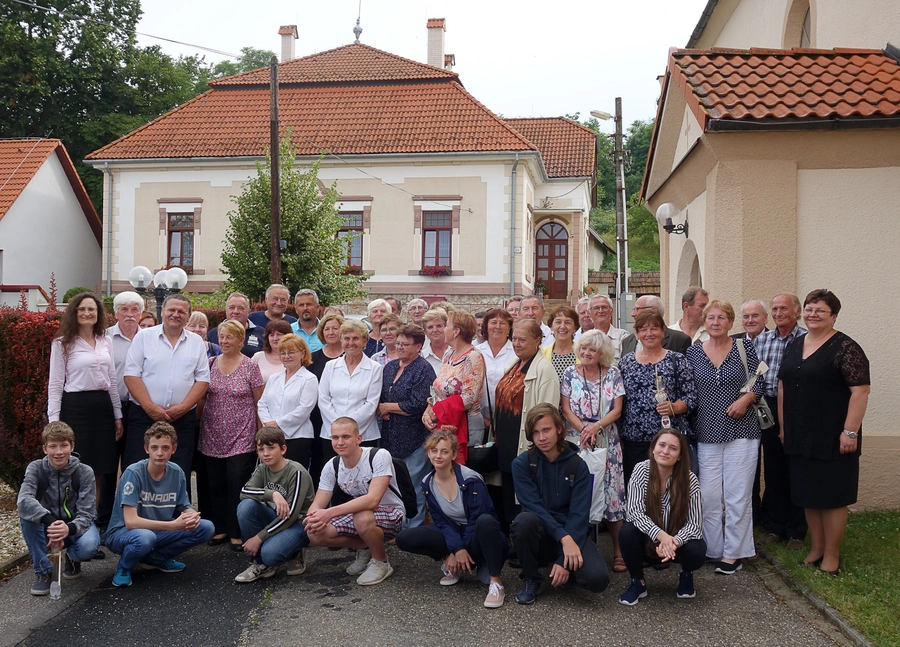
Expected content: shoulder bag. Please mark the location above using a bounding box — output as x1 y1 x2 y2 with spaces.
735 339 775 429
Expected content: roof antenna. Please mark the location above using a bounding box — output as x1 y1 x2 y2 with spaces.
353 0 363 44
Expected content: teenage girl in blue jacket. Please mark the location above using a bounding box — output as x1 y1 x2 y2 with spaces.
396 429 508 608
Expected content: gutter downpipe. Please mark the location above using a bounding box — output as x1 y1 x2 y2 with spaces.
104 162 112 296
509 154 519 297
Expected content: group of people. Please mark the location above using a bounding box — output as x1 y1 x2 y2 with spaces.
18 283 868 609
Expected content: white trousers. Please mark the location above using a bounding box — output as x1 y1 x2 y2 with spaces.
698 438 760 560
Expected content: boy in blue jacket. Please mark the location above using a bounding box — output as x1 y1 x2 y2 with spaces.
395 429 507 608
510 403 609 604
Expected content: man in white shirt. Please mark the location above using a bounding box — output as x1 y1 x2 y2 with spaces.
519 296 553 348
573 296 593 342
123 294 210 476
406 298 428 327
588 295 628 365
304 418 404 586
669 287 710 343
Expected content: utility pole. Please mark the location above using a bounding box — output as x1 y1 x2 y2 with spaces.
613 97 630 328
269 56 282 285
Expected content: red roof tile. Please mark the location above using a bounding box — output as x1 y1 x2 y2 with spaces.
278 25 297 37
0 138 101 243
504 118 597 178
427 18 445 29
670 47 900 129
87 82 536 160
209 43 457 86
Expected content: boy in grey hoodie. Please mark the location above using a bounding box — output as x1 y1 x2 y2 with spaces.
17 422 100 595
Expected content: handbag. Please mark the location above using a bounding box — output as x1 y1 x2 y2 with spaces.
735 339 775 430
466 383 498 476
576 368 608 524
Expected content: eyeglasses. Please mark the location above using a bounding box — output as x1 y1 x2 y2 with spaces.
395 342 415 349
278 350 300 358
803 308 831 317
76 307 98 313
590 306 611 312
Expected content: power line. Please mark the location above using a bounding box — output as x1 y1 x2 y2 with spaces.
8 0 240 58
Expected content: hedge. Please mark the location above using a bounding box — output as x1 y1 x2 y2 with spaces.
0 306 61 490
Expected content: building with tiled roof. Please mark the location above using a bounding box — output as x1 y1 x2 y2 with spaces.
0 138 101 308
642 0 900 509
87 31 603 305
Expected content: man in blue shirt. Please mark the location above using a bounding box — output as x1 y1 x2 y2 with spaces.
106 422 214 587
249 284 298 328
290 289 323 352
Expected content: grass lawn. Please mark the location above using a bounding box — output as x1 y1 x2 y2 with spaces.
761 510 900 647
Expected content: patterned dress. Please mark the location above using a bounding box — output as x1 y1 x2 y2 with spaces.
199 355 265 457
561 365 627 521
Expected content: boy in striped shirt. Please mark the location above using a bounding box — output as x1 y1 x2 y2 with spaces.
234 426 314 582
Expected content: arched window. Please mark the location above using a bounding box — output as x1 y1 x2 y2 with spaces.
800 8 811 47
783 0 812 48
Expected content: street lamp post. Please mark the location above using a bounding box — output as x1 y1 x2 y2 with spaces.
129 266 188 322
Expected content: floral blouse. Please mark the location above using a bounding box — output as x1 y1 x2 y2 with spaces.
199 355 264 457
619 351 697 442
432 347 486 417
560 365 625 438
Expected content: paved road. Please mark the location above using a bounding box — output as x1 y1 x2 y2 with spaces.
1 536 850 647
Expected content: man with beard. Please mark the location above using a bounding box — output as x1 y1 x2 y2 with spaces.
290 289 323 353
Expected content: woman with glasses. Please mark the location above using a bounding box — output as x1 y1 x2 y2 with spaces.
199 319 266 549
371 314 403 366
778 290 870 575
257 334 319 470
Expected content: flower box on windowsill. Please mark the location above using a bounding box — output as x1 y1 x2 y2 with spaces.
419 265 452 277
342 265 363 276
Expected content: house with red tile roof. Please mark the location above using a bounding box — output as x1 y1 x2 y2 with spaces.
642 0 900 509
86 35 603 306
0 139 101 309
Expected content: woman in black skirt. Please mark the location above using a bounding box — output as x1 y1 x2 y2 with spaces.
778 289 870 575
47 292 123 507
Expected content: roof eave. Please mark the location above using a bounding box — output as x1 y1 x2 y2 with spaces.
707 115 900 132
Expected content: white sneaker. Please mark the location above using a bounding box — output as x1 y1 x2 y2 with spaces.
440 562 459 586
346 549 372 576
234 562 276 583
484 582 505 608
356 559 393 585
286 549 306 576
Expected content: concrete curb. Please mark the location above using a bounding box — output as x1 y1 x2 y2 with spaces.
0 552 29 575
757 547 876 647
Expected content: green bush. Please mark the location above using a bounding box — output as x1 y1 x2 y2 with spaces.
63 287 91 303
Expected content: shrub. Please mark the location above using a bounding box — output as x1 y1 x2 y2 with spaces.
0 307 61 489
63 287 91 303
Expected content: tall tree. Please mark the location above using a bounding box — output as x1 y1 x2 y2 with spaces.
221 136 368 305
210 47 278 78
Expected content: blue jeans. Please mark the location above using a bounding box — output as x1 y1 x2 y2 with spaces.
236 499 309 567
106 520 214 571
20 519 101 575
402 445 430 528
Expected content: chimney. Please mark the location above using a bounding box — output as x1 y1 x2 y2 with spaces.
444 54 456 71
278 25 298 61
427 18 445 68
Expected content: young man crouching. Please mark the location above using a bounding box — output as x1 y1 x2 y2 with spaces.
510 403 610 604
18 422 101 595
234 426 314 582
303 417 405 585
105 422 214 587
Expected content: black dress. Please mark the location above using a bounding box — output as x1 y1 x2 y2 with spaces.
778 331 869 509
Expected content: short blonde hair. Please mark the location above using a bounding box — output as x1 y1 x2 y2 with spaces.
703 299 735 323
218 319 246 342
574 329 615 367
187 312 209 327
340 319 370 339
422 308 448 324
277 333 312 366
316 312 345 343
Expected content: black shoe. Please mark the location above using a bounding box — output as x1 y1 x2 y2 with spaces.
63 553 81 579
800 557 823 567
714 560 742 575
91 548 106 560
652 562 671 571
508 554 521 569
207 536 228 547
231 543 244 553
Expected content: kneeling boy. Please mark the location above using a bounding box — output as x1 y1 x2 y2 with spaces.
510 404 610 604
18 422 101 595
234 426 314 582
105 422 214 587
304 417 405 585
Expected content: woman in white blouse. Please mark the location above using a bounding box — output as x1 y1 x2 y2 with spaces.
47 292 122 500
318 319 384 459
475 308 515 430
257 334 318 469
618 428 706 606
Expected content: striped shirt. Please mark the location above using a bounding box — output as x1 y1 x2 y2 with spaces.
240 460 313 541
753 324 806 397
625 460 703 545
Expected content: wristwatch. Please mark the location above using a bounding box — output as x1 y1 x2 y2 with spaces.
842 430 858 439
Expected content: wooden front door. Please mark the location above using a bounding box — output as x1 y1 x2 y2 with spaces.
535 223 568 299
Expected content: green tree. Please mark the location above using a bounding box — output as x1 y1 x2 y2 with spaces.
210 47 277 78
624 119 654 198
221 137 368 305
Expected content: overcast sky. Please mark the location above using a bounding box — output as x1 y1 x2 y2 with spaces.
136 0 709 133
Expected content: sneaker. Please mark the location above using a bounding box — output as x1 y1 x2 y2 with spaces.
357 559 393 586
346 548 372 576
677 571 696 598
714 560 742 575
286 549 306 576
31 572 52 596
484 582 505 608
234 562 276 583
142 559 185 573
112 567 132 588
440 563 459 586
618 578 648 606
515 577 541 605
63 554 81 580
